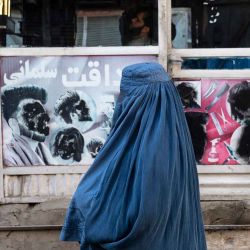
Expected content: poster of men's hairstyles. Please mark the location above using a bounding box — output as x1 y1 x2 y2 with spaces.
175 79 250 165
0 56 157 167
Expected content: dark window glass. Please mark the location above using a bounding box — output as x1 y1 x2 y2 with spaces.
0 0 158 47
182 57 250 69
172 0 250 48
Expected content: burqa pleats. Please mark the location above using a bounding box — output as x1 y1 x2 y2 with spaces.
60 62 207 250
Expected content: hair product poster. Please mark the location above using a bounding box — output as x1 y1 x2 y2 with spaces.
175 79 250 165
0 56 157 167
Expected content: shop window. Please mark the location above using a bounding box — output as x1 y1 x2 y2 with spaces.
172 7 192 48
76 14 122 46
0 0 159 47
172 0 250 48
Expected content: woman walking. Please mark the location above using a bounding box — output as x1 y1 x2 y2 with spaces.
60 62 207 250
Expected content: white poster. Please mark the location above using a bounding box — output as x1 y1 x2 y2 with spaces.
0 55 157 167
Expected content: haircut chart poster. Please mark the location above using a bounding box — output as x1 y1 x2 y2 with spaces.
0 56 157 167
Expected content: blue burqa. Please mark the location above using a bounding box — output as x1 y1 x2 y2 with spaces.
60 62 207 250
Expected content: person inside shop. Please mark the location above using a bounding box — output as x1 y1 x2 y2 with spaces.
119 3 176 46
119 5 155 46
1 85 55 166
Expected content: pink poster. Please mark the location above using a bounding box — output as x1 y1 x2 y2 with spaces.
175 79 250 165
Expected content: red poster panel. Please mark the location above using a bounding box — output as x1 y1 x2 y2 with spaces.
176 79 250 165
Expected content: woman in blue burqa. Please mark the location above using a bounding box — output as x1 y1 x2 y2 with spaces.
60 62 207 250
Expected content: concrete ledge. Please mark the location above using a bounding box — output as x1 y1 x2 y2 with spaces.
1 199 250 227
0 230 79 250
0 229 249 250
0 199 250 250
0 224 250 231
206 230 250 250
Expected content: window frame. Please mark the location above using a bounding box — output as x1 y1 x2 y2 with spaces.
167 0 250 200
0 49 160 204
169 48 250 78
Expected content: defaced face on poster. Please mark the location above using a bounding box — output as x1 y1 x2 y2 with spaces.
0 56 157 167
175 79 250 165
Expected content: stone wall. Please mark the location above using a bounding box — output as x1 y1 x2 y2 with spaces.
0 230 79 250
0 200 250 250
0 228 250 250
206 230 250 250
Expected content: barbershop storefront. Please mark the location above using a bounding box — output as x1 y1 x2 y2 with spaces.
0 0 250 249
